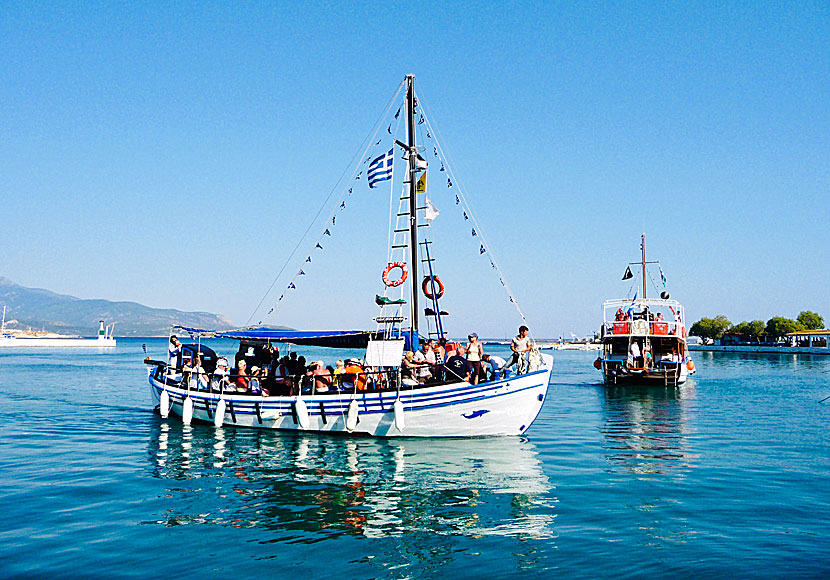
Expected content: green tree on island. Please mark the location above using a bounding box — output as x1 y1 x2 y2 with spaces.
732 320 766 341
796 310 824 330
690 315 732 342
765 316 802 340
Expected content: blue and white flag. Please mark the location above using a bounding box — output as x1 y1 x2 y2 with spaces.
368 149 394 188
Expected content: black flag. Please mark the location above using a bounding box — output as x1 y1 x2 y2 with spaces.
622 266 633 280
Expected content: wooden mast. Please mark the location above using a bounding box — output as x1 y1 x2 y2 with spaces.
641 233 647 300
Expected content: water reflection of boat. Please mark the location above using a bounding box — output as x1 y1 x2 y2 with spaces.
599 383 697 476
147 423 555 540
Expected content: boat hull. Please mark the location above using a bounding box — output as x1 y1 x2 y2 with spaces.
148 354 553 437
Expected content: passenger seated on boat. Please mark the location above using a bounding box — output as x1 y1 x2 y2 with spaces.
183 354 210 390
308 361 331 393
482 353 507 380
413 342 435 383
333 360 345 388
342 359 367 391
434 339 446 364
270 356 292 395
235 359 249 393
212 357 233 391
444 345 472 382
401 351 419 384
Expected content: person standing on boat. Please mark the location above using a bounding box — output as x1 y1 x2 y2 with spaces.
413 341 436 382
466 333 484 384
505 326 532 375
168 335 182 370
628 340 641 368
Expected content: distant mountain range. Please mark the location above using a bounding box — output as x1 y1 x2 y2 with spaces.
0 277 236 337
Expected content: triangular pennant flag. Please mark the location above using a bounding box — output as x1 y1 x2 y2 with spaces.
440 163 445 172
340 201 346 209
622 266 633 280
427 130 431 138
447 178 452 187
278 294 284 301
364 156 370 164
315 243 323 249
298 270 306 275
348 187 352 195
463 211 468 220
395 107 401 119
479 245 486 254
288 282 296 290
306 256 312 263
387 124 391 134
434 146 438 156
418 115 424 124
471 228 477 237
267 307 274 314
375 139 381 145
356 172 362 180
324 229 331 236
455 195 460 205
332 216 335 225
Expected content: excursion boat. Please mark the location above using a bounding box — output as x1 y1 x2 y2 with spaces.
144 75 553 437
595 235 694 386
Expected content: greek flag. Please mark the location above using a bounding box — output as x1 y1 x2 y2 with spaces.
368 149 394 188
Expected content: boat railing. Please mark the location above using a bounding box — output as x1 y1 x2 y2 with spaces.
147 359 526 396
602 319 687 338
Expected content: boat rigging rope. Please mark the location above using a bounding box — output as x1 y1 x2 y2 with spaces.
416 91 530 327
246 79 407 326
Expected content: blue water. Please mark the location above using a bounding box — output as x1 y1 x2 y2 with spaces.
1 339 828 578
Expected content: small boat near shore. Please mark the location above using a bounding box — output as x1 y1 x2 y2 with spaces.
595 235 694 386
144 75 553 437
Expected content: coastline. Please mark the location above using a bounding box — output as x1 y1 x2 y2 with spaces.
689 344 830 355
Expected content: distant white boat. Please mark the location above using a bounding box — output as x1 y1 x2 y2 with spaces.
0 309 116 348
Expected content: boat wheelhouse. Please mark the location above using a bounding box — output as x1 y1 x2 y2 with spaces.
144 75 553 436
595 235 694 385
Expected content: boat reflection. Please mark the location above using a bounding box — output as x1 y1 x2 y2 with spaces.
146 423 556 541
599 383 698 477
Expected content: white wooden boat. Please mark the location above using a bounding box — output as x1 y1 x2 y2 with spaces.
145 75 552 436
595 235 694 385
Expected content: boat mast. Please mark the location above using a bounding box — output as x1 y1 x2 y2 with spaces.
406 74 419 347
641 233 647 300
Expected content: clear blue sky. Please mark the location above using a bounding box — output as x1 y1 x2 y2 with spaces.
1 2 827 337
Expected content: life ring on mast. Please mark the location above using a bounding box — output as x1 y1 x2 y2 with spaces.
382 262 408 287
422 276 445 300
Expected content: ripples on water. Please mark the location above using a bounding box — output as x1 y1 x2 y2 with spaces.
1 340 829 578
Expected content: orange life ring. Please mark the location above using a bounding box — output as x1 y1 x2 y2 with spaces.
382 262 408 287
422 276 445 300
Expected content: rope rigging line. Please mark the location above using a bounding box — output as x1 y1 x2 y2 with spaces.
247 79 407 326
416 90 530 326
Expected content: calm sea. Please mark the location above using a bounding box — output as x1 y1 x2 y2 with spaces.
1 338 828 579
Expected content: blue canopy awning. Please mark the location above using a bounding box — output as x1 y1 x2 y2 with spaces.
172 326 415 349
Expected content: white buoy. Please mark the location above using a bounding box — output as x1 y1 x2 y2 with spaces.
295 397 310 429
159 390 170 419
346 399 359 432
182 396 193 425
214 398 226 427
394 399 406 432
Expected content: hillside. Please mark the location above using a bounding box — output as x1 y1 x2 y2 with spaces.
0 277 236 336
